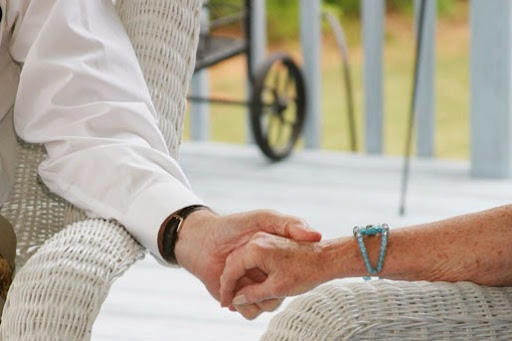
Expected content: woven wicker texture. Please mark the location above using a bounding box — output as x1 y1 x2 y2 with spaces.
0 0 201 339
261 280 512 340
0 142 71 268
0 220 143 340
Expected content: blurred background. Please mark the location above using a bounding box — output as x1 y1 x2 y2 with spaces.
185 0 469 159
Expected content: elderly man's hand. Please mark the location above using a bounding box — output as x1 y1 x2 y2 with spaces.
219 233 331 316
174 209 322 319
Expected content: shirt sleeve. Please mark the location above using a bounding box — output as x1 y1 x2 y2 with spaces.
9 0 205 263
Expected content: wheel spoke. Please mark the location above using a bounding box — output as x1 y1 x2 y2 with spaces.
275 119 284 146
261 107 274 137
267 115 279 145
281 102 299 128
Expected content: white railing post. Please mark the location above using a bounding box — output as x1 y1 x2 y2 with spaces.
362 0 385 154
251 0 267 68
300 0 322 149
470 0 512 178
414 0 436 157
190 72 210 141
190 6 210 141
247 0 267 143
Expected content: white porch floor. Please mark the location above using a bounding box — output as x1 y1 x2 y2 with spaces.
92 142 512 341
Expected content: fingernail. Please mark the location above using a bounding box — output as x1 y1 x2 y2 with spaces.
233 294 248 306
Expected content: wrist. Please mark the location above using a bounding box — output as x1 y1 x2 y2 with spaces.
317 237 368 281
174 209 218 271
158 205 212 266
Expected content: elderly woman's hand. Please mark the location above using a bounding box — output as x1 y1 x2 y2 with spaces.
219 233 333 316
221 204 512 320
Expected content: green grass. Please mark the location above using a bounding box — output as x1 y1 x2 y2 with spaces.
186 5 470 160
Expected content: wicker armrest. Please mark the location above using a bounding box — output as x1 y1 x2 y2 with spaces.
0 219 145 341
261 280 512 340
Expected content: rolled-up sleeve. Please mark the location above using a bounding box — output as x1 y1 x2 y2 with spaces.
9 0 204 262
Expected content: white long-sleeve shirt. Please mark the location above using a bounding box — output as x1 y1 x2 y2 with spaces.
0 0 204 262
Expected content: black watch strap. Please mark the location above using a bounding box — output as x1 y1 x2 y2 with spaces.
161 205 208 264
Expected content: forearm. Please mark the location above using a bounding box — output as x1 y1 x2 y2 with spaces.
11 0 204 262
320 205 512 286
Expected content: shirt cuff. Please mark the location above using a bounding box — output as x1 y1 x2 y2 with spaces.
123 180 205 265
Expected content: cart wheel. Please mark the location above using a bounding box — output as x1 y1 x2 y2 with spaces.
251 53 306 161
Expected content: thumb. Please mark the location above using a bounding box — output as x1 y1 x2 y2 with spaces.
250 211 322 242
232 281 277 306
287 221 322 242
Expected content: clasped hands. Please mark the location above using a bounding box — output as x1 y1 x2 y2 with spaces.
174 209 327 320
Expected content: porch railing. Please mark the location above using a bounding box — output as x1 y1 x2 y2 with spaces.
189 0 512 179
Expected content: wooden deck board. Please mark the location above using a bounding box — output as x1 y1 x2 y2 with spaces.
92 142 512 340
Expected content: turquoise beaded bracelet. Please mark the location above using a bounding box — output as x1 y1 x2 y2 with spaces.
353 224 389 281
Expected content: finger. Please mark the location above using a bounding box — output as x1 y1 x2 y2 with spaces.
232 279 280 306
234 303 263 320
256 211 322 242
285 221 322 242
220 246 259 307
229 273 263 319
238 270 280 312
256 298 283 312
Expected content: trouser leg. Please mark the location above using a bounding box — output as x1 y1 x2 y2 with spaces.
0 214 16 318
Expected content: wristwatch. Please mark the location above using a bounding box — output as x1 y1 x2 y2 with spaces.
160 205 208 264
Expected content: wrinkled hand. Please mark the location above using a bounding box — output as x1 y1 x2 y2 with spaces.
174 209 322 319
219 232 328 312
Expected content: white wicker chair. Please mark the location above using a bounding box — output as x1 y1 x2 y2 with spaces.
0 0 201 339
261 280 512 340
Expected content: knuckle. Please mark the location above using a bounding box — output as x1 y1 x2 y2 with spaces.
270 279 287 297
